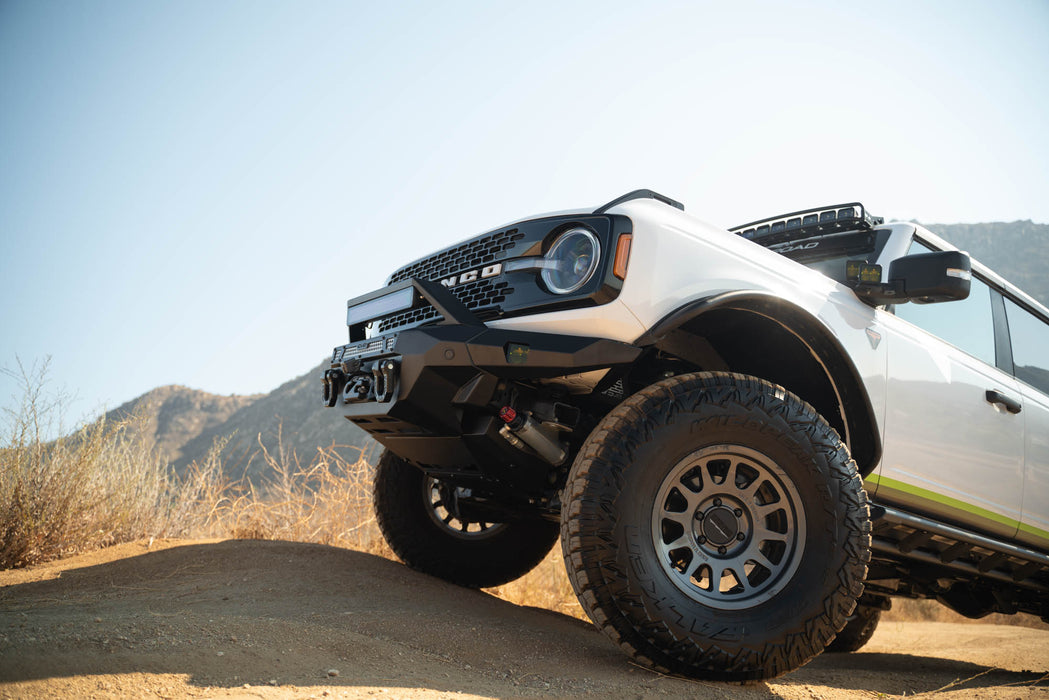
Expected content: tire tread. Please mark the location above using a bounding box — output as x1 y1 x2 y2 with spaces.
560 371 872 680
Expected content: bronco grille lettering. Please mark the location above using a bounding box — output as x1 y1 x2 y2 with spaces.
440 262 503 288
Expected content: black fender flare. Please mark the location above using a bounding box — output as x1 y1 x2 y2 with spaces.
634 291 882 475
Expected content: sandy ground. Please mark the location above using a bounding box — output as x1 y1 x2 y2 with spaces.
1 539 1047 699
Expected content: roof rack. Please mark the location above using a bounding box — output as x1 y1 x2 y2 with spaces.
730 203 883 245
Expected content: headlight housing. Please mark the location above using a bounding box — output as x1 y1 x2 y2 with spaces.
540 228 600 294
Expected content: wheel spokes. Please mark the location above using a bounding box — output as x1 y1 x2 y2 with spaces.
741 544 777 573
424 477 507 540
753 523 789 543
662 531 692 551
754 501 786 520
652 446 805 609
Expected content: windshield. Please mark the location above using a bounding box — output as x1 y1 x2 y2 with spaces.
765 230 888 284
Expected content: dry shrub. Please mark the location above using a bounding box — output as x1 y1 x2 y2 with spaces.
205 425 381 552
0 359 222 569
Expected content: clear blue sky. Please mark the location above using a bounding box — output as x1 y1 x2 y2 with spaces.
2 0 1048 431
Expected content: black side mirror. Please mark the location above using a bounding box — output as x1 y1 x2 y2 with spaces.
888 250 971 304
848 250 972 305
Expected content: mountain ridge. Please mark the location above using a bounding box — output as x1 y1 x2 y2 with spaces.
107 363 371 480
924 220 1049 307
102 385 261 468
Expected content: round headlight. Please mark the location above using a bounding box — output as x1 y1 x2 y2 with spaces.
540 228 600 294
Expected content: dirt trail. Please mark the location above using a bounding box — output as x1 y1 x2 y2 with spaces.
1 539 1047 699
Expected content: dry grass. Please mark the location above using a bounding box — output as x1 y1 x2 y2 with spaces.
206 426 382 553
0 359 222 569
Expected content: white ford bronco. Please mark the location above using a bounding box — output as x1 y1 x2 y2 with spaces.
322 190 1049 680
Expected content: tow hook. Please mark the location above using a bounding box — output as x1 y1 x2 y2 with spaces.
322 369 345 407
327 360 398 405
497 405 567 465
372 359 398 403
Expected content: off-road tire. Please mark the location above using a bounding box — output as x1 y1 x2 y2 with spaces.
374 450 560 588
561 371 871 681
825 604 882 653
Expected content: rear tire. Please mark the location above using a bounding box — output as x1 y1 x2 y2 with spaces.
825 603 882 652
373 450 560 588
561 372 871 680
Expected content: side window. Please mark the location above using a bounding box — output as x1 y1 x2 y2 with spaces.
893 240 997 367
1004 299 1049 395
904 239 933 257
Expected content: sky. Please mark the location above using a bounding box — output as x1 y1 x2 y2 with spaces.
2 0 1048 432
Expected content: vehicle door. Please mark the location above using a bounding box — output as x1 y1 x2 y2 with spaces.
1002 296 1049 551
874 243 1024 539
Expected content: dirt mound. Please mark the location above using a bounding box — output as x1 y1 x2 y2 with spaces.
2 539 1047 698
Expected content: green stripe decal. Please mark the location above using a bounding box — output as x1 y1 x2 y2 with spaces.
864 473 1049 543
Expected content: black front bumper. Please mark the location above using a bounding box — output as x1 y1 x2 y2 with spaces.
324 321 640 490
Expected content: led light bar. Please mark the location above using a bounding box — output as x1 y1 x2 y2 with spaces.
346 286 415 327
730 202 883 244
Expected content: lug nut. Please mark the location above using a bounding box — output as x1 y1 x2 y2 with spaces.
734 508 743 517
694 511 704 520
736 533 746 541
713 498 722 507
718 546 727 554
697 536 707 544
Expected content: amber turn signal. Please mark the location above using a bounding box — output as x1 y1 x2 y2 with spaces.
613 233 632 280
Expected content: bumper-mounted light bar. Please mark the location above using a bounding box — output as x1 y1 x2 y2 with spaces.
344 276 485 342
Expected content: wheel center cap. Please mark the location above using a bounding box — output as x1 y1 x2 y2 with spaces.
702 507 739 546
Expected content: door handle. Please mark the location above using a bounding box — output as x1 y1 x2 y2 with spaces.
985 389 1022 414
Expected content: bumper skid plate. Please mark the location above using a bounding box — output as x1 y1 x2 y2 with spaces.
324 277 640 478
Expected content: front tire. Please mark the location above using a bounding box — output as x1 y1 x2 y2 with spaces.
373 450 560 588
561 372 871 681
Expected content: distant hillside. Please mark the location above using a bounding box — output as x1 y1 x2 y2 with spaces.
923 220 1049 307
173 361 372 479
109 363 372 481
104 386 260 467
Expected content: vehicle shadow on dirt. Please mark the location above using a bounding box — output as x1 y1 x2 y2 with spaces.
797 650 1048 695
1 540 1046 698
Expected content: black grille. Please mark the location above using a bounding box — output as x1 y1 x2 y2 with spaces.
377 227 525 333
388 228 525 283
378 279 513 332
378 305 440 332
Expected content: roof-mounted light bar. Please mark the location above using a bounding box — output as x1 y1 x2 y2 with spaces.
730 202 883 245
